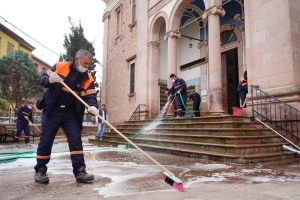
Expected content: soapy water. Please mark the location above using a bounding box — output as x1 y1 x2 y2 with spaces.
1 143 300 198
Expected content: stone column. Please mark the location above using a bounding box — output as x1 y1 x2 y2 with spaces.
101 12 110 106
164 31 181 88
203 6 225 115
147 41 160 118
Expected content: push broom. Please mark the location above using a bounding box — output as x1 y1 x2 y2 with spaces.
58 79 184 192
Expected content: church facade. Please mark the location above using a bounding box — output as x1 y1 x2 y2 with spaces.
101 0 300 123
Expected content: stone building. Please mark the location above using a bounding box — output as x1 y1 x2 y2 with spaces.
101 0 300 123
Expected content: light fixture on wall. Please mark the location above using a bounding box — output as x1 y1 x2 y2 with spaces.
189 39 193 48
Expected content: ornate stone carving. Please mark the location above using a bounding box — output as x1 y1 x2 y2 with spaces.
202 7 225 19
164 31 181 40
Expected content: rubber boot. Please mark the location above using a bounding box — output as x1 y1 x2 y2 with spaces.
35 167 49 184
76 166 94 183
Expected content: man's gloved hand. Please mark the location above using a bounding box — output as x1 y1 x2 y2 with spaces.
88 106 98 115
177 90 181 94
49 72 62 83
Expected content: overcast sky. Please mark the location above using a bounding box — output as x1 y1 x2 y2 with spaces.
1 0 106 79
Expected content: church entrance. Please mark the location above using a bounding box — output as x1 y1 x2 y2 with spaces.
221 48 240 114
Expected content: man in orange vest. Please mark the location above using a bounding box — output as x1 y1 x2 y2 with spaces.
34 49 98 184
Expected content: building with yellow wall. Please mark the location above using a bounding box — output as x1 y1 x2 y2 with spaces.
0 23 35 58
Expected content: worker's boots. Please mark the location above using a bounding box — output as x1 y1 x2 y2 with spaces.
34 167 49 184
76 166 94 183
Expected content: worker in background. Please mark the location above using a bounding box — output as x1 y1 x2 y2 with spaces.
237 70 248 108
34 49 98 184
188 90 201 117
168 74 187 118
13 101 34 147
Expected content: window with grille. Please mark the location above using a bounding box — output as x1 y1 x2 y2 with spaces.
130 63 135 94
132 0 136 23
7 42 14 54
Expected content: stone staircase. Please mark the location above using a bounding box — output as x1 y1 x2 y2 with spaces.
89 116 297 163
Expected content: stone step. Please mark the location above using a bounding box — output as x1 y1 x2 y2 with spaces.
98 135 288 155
88 138 295 163
125 116 251 124
110 128 275 136
116 122 264 129
99 132 285 144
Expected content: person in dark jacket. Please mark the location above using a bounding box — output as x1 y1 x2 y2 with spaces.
237 70 248 108
168 74 187 118
34 49 98 184
13 101 34 147
95 104 108 140
188 90 201 117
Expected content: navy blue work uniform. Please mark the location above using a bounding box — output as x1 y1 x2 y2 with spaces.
237 77 248 107
169 78 187 117
13 105 33 144
189 92 201 117
34 60 98 177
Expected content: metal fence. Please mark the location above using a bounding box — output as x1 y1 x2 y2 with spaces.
251 85 300 141
0 109 97 125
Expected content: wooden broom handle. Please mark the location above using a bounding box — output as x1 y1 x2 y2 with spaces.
255 118 300 151
59 80 172 174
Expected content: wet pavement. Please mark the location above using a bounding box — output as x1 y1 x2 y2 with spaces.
0 136 300 199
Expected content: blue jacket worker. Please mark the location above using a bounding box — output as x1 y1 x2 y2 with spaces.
168 74 187 118
188 91 201 117
237 70 248 108
13 101 34 147
34 49 98 184
95 104 108 140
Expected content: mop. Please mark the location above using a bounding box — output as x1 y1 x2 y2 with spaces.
57 79 184 192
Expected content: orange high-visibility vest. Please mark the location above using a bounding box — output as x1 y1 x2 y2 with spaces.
54 62 96 96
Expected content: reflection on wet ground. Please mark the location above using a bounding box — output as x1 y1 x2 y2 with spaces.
0 142 300 198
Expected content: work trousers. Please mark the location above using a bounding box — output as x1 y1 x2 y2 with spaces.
13 120 30 144
34 107 85 177
193 97 201 117
238 90 247 108
175 93 187 117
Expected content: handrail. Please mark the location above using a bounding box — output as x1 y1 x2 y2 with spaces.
129 104 146 121
251 85 300 141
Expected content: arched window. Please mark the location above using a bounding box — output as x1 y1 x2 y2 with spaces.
220 30 237 46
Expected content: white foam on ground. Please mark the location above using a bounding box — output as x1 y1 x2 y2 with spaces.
194 163 232 170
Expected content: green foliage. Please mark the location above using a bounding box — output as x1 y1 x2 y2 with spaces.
0 50 44 110
60 17 99 90
0 93 6 110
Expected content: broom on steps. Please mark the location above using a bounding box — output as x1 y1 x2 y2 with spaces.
58 79 184 192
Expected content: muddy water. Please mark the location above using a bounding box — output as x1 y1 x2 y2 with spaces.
0 142 300 199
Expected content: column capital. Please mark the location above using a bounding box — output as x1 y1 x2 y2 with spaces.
148 41 160 49
102 11 110 22
202 7 225 19
198 40 208 49
164 31 181 40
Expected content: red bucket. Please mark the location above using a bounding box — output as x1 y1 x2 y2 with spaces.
232 107 243 116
